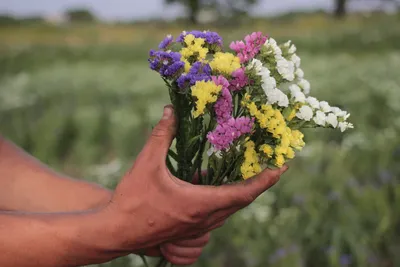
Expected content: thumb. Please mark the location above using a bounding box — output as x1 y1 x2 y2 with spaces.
142 105 177 161
212 165 289 209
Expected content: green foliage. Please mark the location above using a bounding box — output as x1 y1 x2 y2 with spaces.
65 8 96 22
0 13 399 267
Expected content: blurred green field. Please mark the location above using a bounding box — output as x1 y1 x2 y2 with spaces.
0 12 400 267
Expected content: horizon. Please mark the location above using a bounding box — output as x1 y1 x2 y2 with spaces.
0 0 393 21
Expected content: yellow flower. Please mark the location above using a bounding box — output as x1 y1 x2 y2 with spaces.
259 144 274 158
210 52 241 76
280 134 291 148
286 147 295 159
274 124 286 136
180 35 208 61
290 130 306 150
247 102 259 117
274 154 286 168
287 108 297 121
241 140 262 179
182 58 191 73
191 80 222 118
275 145 287 155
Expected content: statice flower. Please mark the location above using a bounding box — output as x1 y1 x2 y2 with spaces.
148 50 184 78
214 88 232 123
177 61 212 89
177 30 223 47
230 32 268 63
229 67 248 91
158 34 174 49
207 117 254 151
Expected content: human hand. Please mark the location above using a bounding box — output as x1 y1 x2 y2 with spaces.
101 105 288 262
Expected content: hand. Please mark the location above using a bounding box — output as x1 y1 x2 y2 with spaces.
137 233 210 266
102 105 288 260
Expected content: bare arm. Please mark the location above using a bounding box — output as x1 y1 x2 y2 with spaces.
0 209 121 267
0 136 111 212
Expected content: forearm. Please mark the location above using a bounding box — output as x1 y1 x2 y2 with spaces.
0 210 121 267
0 136 112 212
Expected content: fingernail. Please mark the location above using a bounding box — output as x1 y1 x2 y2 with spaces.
162 106 173 120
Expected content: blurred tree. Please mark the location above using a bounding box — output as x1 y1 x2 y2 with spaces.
165 0 257 24
334 0 348 17
65 8 96 22
0 15 18 25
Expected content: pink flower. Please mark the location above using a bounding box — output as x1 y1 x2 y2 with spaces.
229 32 268 63
214 88 233 124
207 117 254 151
229 67 248 91
212 75 230 89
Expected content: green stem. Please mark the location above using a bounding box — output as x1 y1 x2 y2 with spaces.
155 257 169 267
140 255 150 267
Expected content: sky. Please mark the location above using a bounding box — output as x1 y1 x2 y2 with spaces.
0 0 389 21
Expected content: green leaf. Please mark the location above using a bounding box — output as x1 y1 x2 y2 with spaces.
186 134 201 150
168 149 179 161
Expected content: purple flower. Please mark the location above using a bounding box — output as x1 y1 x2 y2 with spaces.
339 254 352 266
177 30 223 47
207 117 253 151
292 194 306 205
177 62 212 89
148 50 184 78
158 34 174 49
378 170 393 184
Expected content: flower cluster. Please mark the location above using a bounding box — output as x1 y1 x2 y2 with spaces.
148 30 353 183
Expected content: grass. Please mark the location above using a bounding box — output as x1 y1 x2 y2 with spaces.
0 11 399 267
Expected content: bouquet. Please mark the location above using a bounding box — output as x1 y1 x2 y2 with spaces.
146 30 353 266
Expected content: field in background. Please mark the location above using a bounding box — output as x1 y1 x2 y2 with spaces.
1 12 400 267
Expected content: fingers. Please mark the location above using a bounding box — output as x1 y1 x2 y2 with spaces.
161 233 210 266
140 105 177 162
171 232 210 247
161 245 203 259
207 166 289 210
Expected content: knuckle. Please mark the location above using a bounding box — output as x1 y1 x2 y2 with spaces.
151 124 170 138
185 206 204 223
241 192 256 205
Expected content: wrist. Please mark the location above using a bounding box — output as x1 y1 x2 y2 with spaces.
52 208 126 265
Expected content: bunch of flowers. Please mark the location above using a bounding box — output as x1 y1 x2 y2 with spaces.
147 30 353 265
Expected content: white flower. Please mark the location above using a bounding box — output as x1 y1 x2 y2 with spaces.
295 68 304 78
338 121 354 132
261 76 277 93
319 101 331 113
266 88 289 107
265 38 282 56
298 79 311 94
248 58 264 73
289 84 301 94
296 105 313 121
313 110 326 126
326 113 338 128
284 40 297 54
331 107 350 119
290 85 306 103
276 57 295 81
292 91 306 103
306 96 320 109
289 45 297 54
291 54 301 68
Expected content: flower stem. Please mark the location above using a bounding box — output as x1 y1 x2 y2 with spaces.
140 255 150 267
